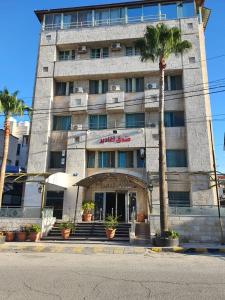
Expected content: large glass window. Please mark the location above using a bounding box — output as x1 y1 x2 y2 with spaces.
59 50 75 61
143 4 160 20
53 116 71 131
45 14 61 29
166 150 187 167
180 1 195 18
118 151 134 168
95 9 110 26
127 6 142 23
63 13 77 29
89 115 107 130
50 151 66 168
136 78 144 92
110 8 125 24
168 191 190 207
137 150 145 168
55 82 67 96
125 78 144 92
90 48 109 59
126 113 145 128
87 151 95 168
98 152 115 168
164 111 185 127
160 3 178 20
78 10 92 27
89 80 108 94
165 75 183 91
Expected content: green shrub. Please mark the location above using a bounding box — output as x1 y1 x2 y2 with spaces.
29 224 41 233
58 222 75 230
104 215 118 230
82 201 95 213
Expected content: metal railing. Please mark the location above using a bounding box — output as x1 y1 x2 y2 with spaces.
0 206 54 219
43 14 166 31
151 204 225 217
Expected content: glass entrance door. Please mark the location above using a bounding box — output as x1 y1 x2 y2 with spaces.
105 192 116 217
117 193 126 222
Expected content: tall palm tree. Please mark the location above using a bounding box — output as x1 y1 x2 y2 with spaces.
135 24 192 236
0 88 31 207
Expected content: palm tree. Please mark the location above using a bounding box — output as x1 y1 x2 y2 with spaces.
135 24 192 236
0 88 31 207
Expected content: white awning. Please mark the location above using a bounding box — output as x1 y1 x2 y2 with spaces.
45 172 77 189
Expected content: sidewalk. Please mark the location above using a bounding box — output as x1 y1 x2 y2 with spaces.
0 240 225 255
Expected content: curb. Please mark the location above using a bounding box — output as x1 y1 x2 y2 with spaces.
0 244 225 255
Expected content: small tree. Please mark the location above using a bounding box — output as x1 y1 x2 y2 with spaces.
135 24 192 236
0 88 31 206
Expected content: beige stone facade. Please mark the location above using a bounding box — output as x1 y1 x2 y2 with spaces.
24 0 216 223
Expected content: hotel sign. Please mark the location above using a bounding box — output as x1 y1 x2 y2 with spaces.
99 136 131 144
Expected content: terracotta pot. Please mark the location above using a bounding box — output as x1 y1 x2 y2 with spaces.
137 213 145 222
5 231 15 242
105 228 116 240
16 231 26 242
29 232 41 242
83 213 92 222
61 228 71 239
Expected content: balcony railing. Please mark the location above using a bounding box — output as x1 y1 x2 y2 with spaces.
43 14 166 31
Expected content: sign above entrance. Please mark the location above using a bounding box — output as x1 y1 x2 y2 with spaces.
99 136 131 144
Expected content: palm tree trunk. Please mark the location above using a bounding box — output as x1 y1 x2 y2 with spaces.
159 58 169 234
0 115 10 207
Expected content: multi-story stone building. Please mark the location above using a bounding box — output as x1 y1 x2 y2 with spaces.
24 0 216 223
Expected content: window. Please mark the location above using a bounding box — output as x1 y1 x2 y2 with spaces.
78 10 92 27
16 144 21 155
166 150 187 167
89 115 107 130
125 78 144 92
22 135 29 146
165 75 183 91
43 67 48 72
125 47 140 56
180 1 195 18
164 112 185 127
90 48 109 59
95 9 109 26
63 13 77 29
126 113 145 128
50 151 66 168
168 192 190 207
45 14 61 30
137 150 145 168
87 151 95 168
98 152 115 168
118 151 133 168
59 50 75 61
69 82 74 94
143 4 159 20
55 82 67 96
15 160 19 167
127 6 142 23
110 8 125 24
53 116 71 131
89 80 108 94
160 3 178 20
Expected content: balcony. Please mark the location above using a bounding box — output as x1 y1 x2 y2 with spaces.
69 92 88 113
144 89 159 111
106 90 125 112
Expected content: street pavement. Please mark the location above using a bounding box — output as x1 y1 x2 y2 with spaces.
0 252 225 300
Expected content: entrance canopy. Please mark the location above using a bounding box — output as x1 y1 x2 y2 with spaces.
75 172 147 189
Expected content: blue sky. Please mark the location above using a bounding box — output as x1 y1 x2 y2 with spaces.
0 0 224 170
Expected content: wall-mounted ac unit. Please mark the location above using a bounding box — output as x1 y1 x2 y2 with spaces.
75 87 84 93
110 85 121 91
111 43 121 51
78 45 87 53
146 82 158 89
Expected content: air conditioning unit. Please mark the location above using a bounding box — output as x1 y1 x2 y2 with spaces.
146 82 158 89
78 45 87 53
74 87 84 93
110 85 121 91
111 43 121 51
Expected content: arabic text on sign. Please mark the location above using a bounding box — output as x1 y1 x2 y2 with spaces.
99 136 131 144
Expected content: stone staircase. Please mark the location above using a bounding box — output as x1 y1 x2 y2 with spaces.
42 222 131 242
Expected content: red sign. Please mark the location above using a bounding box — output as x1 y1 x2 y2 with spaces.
99 136 131 144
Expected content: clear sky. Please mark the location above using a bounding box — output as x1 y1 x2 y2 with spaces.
0 0 224 170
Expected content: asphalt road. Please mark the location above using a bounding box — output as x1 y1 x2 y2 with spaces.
0 252 225 300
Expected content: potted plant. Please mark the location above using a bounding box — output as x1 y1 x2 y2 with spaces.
28 224 41 242
154 230 179 247
16 226 28 242
104 215 118 240
82 201 95 222
5 231 15 242
58 222 75 239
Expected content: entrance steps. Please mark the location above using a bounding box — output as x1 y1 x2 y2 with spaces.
42 222 131 242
